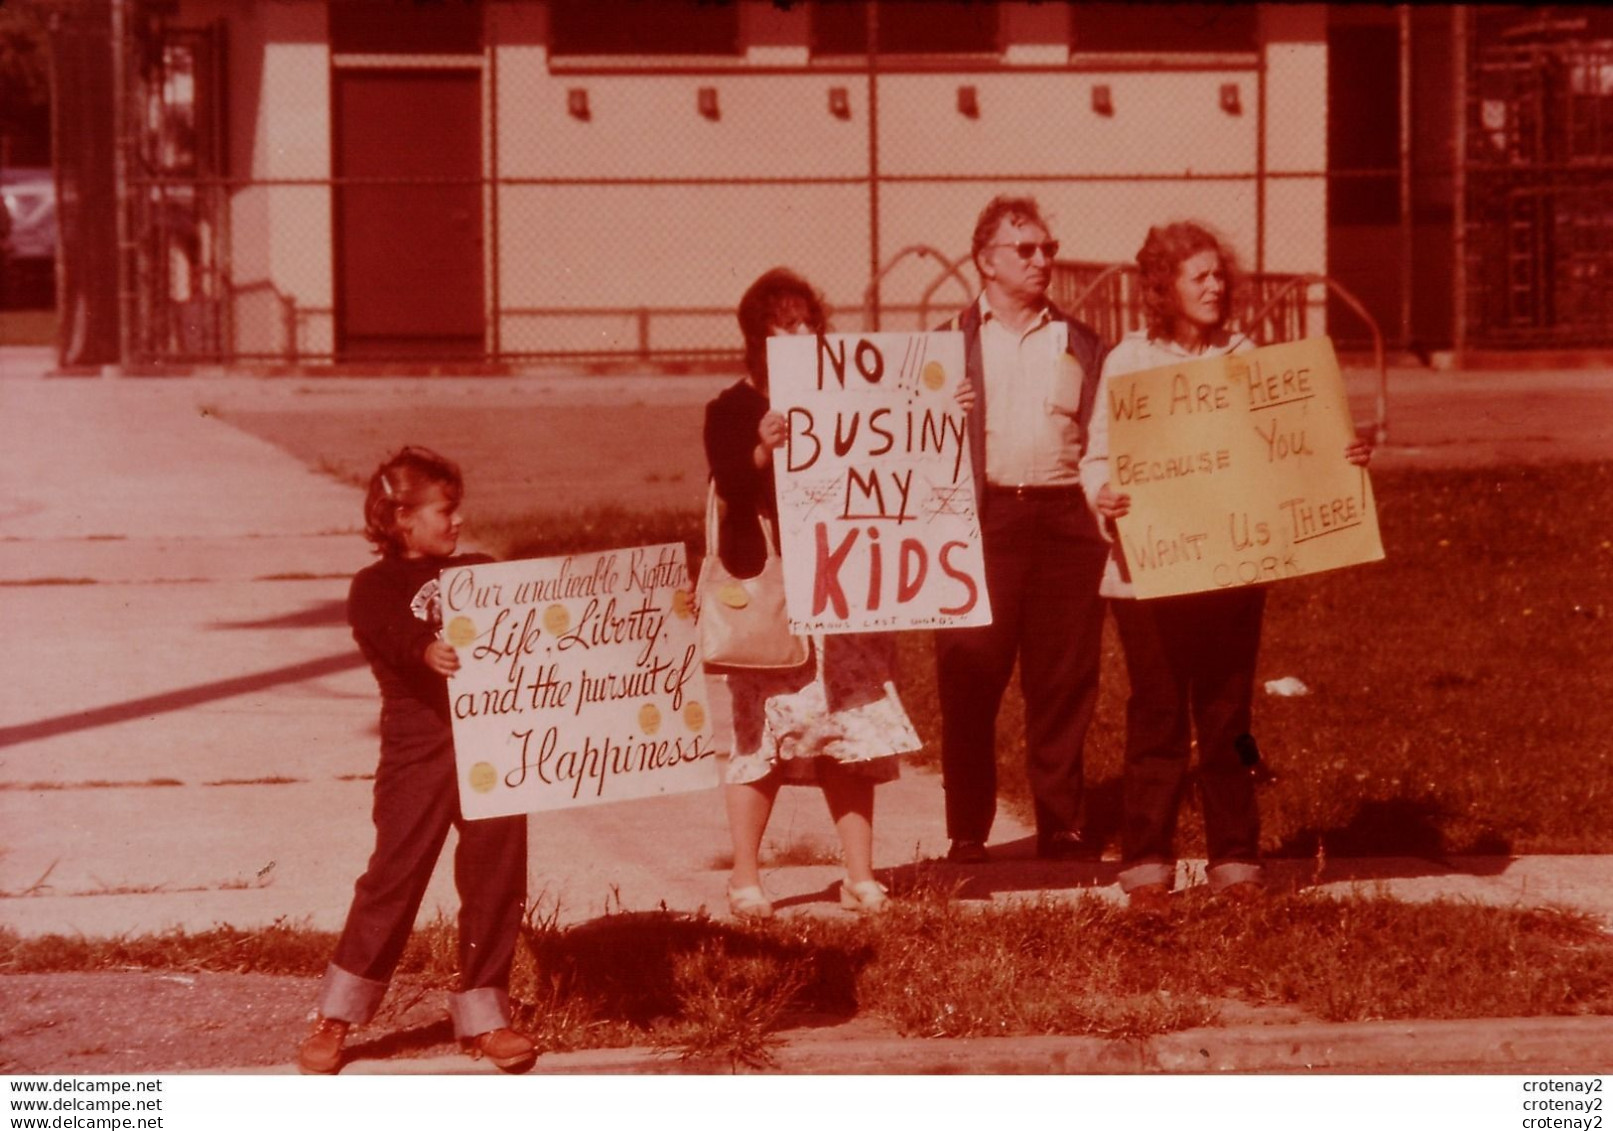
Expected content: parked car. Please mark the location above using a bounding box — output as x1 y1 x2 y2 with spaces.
2 166 57 308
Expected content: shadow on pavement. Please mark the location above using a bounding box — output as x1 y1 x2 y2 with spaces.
1272 796 1515 876
343 1017 458 1066
0 652 365 747
874 850 1125 904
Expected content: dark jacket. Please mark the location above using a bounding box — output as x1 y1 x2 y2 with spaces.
939 299 1107 510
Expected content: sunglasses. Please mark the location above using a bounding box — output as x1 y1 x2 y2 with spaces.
988 240 1060 261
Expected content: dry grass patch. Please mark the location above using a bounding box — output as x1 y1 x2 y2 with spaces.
7 891 1608 1069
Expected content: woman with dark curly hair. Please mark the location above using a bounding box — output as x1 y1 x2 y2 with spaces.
702 268 921 921
1080 222 1371 914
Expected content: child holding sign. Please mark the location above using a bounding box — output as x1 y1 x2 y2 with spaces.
1082 223 1371 915
297 446 535 1075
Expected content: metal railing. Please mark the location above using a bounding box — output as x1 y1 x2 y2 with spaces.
1246 274 1389 446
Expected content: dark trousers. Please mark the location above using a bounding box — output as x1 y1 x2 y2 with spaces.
1111 587 1265 873
332 729 528 994
935 490 1108 843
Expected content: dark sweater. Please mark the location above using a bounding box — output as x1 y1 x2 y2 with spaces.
347 552 494 741
703 379 777 579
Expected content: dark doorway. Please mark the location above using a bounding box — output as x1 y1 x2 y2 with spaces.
1326 9 1458 353
333 69 484 359
1326 19 1402 349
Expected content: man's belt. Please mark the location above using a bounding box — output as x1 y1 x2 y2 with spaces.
984 483 1084 501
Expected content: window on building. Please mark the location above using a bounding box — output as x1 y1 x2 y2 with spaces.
1071 3 1257 54
548 0 740 56
329 0 484 55
813 1 1000 56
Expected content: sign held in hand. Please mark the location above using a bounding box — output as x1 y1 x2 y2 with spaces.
440 544 716 818
1107 337 1384 599
767 330 992 634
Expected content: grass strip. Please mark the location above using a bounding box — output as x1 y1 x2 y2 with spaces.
217 392 1613 853
5 891 1609 1067
468 461 1613 857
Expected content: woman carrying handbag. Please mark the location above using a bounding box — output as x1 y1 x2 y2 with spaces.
702 268 921 920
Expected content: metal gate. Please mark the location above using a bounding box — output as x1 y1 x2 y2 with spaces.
1463 12 1613 347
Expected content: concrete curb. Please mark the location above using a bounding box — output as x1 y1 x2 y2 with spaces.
226 1016 1613 1075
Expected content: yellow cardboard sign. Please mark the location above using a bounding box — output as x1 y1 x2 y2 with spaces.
1108 337 1383 598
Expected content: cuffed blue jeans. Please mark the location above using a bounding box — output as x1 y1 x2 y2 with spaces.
1111 587 1265 893
318 729 528 1039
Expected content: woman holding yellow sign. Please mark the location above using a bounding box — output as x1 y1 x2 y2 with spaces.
1081 223 1371 915
702 268 921 921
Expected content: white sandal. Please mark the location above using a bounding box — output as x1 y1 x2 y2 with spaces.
839 878 892 915
726 884 774 920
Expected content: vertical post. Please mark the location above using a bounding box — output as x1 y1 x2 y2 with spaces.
110 0 131 371
45 6 67 366
1451 6 1468 356
866 1 880 331
1398 5 1414 351
1255 39 1267 276
487 12 501 361
214 20 235 363
206 20 232 361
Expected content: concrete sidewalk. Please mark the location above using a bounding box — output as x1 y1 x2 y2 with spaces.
2 349 1611 1074
3 355 1610 936
0 358 996 937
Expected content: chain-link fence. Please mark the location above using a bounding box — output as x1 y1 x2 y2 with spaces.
76 1 1312 367
58 1 1613 368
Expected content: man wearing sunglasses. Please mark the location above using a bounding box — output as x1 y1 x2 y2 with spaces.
935 195 1109 867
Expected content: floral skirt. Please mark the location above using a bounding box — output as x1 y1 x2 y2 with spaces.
719 633 920 787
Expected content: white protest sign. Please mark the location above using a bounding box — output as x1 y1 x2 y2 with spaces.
768 330 991 633
1108 337 1384 598
439 544 716 818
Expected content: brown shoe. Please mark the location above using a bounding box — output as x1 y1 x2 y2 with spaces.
466 1027 537 1073
1127 883 1172 915
946 839 990 864
1218 881 1265 904
296 1017 349 1075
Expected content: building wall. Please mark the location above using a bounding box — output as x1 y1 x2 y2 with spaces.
204 0 334 358
190 0 1329 360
